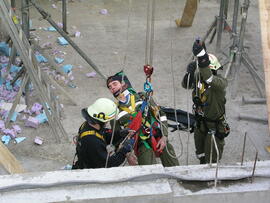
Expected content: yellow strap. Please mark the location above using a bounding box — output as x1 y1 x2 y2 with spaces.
119 94 136 114
142 118 151 128
79 122 86 131
140 134 150 140
80 130 105 141
199 82 205 95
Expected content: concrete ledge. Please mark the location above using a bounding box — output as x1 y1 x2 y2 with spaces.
0 162 270 203
0 164 173 203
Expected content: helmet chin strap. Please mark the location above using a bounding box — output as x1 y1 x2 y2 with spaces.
113 89 121 97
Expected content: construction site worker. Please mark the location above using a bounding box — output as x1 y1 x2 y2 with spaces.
182 40 230 164
72 98 134 169
106 72 179 167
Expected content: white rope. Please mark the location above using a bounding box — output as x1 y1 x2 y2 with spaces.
145 0 151 65
149 0 155 66
145 0 156 66
164 0 184 159
105 0 133 168
185 73 191 165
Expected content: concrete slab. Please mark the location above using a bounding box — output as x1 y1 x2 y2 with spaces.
0 164 173 203
1 162 270 203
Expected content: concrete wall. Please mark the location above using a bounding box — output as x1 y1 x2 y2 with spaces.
174 190 270 203
0 162 270 203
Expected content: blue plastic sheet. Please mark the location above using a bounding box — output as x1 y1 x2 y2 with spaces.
1 135 11 145
57 37 69 45
62 64 73 73
35 54 48 63
55 57 64 64
15 137 26 143
35 112 48 123
0 42 10 56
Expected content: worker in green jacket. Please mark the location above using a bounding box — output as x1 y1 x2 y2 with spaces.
182 40 230 164
106 72 179 167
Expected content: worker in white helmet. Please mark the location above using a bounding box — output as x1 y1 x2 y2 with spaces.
182 40 230 164
72 98 134 169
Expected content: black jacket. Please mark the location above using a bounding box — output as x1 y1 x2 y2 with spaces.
76 122 127 169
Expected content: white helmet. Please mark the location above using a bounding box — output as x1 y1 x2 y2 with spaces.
86 98 119 123
208 54 222 71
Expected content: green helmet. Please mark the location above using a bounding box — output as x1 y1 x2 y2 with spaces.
208 54 222 71
87 98 119 123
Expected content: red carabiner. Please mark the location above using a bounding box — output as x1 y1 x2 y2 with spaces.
144 65 154 78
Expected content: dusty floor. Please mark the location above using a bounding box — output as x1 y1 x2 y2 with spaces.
1 0 270 175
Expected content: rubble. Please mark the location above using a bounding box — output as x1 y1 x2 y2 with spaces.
57 37 69 46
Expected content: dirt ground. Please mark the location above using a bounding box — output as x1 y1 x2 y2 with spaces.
1 0 270 175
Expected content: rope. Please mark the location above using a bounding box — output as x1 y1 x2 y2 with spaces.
145 0 156 67
159 0 184 160
149 0 155 67
105 0 133 168
186 73 191 165
145 0 151 65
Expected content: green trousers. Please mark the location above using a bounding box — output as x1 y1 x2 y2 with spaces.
194 120 226 164
137 141 179 167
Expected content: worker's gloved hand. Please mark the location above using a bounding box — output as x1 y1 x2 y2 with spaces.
119 128 130 137
122 138 135 153
187 61 197 74
192 40 205 56
119 128 136 137
192 40 210 68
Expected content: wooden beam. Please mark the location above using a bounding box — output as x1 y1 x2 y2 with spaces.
259 0 270 135
175 0 197 27
0 142 25 174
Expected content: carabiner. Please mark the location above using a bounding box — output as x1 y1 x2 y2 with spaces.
144 81 153 92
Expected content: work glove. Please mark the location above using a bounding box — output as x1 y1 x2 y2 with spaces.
182 61 196 89
192 39 210 68
192 39 205 56
121 138 135 153
119 128 135 137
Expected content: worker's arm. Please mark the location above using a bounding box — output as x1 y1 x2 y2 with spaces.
192 40 228 91
200 68 228 90
89 137 129 168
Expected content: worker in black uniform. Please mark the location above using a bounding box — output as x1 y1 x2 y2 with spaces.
72 98 134 169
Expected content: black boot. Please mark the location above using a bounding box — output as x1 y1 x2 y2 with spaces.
199 156 206 164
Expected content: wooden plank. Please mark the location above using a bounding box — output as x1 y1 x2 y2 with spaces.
0 142 25 174
259 0 270 136
175 0 197 27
